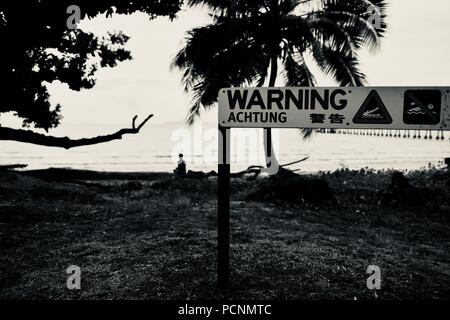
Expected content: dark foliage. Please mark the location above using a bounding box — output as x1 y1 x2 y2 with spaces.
0 1 182 131
248 175 335 204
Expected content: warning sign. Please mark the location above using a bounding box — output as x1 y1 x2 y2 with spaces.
218 87 450 130
353 90 392 124
403 90 441 125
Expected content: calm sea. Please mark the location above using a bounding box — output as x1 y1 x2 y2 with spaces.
0 122 448 173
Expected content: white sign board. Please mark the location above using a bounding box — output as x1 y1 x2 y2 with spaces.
218 87 450 130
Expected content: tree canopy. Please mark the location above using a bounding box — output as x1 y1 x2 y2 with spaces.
174 0 387 124
0 1 182 147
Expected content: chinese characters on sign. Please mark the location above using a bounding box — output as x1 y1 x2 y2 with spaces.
310 113 346 124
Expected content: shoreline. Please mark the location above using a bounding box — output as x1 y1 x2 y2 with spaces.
2 162 448 178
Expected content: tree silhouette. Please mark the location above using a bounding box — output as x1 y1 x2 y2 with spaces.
172 0 387 168
0 1 182 148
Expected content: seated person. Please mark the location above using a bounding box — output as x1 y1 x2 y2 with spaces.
174 153 186 175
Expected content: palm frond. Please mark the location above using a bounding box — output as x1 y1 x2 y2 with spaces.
299 128 316 140
183 43 271 123
311 42 366 86
317 0 388 51
174 18 271 124
295 15 356 54
171 19 250 91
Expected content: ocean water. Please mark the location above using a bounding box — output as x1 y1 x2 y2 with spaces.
0 122 449 173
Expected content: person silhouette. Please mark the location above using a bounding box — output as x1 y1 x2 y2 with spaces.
174 153 186 176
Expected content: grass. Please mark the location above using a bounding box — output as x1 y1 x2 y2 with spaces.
0 168 449 299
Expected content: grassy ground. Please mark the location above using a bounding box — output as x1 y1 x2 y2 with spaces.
0 168 449 300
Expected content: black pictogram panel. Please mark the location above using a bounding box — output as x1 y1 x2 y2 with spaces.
403 90 441 125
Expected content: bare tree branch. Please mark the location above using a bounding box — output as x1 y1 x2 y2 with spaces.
0 114 154 149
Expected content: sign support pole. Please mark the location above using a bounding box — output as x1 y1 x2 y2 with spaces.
218 125 230 291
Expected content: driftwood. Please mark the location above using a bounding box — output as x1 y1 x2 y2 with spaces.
231 157 309 178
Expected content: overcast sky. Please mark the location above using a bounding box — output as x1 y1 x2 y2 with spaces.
4 0 450 132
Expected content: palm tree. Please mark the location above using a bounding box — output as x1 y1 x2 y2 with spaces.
172 0 387 169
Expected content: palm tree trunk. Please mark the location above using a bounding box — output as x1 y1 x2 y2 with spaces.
263 54 280 171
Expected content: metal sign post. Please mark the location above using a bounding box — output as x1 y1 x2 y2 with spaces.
216 86 450 290
218 125 230 290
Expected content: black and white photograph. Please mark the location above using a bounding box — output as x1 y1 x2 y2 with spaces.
0 0 449 315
